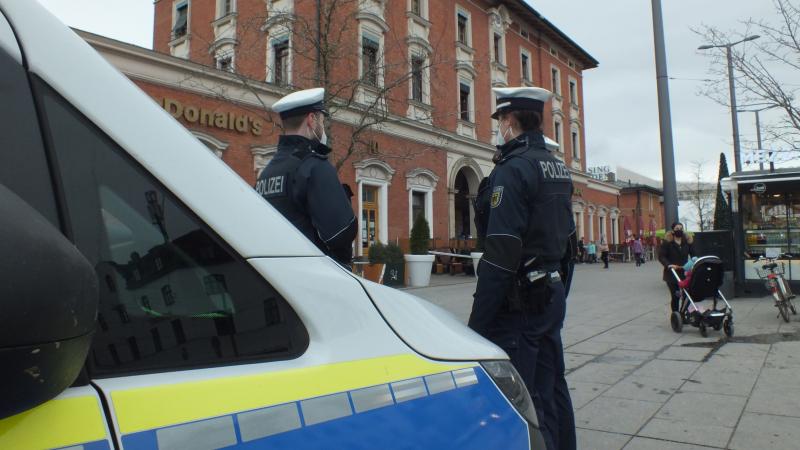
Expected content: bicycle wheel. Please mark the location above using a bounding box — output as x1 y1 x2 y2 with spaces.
779 301 791 323
790 298 797 315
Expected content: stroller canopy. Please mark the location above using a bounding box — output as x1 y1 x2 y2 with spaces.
686 256 724 301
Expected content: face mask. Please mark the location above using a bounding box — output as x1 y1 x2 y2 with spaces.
674 230 684 238
310 115 327 145
495 122 513 146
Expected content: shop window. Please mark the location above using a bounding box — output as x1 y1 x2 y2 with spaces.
34 80 308 376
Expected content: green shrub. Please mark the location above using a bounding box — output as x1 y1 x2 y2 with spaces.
368 242 386 264
409 215 431 255
383 243 405 264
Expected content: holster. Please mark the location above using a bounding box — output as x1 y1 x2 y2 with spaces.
508 271 553 314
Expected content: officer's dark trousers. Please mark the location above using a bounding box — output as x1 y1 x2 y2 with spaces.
486 281 576 450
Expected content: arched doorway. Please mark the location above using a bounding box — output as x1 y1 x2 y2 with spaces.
448 159 482 239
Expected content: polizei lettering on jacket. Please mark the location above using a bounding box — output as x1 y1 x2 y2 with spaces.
255 175 286 197
538 160 572 181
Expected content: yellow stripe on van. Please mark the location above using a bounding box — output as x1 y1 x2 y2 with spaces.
0 395 107 450
114 354 475 435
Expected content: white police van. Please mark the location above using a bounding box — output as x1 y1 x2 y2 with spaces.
0 1 544 448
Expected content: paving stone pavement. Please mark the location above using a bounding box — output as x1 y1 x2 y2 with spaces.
408 260 800 449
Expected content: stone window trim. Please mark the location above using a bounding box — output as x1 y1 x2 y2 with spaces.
251 145 277 177
216 0 236 20
355 158 395 256
192 131 229 158
171 0 190 41
407 0 429 22
406 168 438 235
455 6 472 47
212 12 237 28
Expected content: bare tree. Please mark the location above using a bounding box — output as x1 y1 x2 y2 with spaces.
695 0 800 157
683 161 716 232
178 0 466 171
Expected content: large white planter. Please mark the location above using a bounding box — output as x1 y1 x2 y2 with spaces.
405 254 435 287
470 252 484 278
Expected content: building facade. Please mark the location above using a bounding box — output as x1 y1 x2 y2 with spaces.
89 0 607 255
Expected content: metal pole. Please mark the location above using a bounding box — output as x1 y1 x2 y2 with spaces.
726 46 743 173
755 110 764 170
650 0 679 227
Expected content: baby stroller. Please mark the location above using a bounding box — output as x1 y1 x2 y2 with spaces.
669 256 734 337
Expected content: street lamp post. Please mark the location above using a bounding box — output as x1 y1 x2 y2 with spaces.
650 0 679 227
698 35 760 174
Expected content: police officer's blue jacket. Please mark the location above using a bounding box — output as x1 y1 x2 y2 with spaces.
256 135 357 265
468 131 574 336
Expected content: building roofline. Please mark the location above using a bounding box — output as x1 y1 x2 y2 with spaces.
502 1 599 69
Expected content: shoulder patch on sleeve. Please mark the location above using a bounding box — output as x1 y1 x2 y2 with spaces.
490 186 504 208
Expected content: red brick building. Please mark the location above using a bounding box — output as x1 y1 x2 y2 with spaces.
85 0 615 256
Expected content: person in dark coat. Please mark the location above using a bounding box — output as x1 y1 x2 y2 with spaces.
255 88 357 267
658 222 695 312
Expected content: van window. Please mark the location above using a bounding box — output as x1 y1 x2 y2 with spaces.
0 44 60 227
33 79 308 376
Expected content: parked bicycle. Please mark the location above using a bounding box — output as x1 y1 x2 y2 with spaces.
755 255 797 323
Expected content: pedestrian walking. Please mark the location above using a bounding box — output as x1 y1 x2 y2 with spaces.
633 235 644 267
469 86 576 450
658 222 695 313
600 239 609 269
255 88 357 267
577 238 585 263
587 241 597 263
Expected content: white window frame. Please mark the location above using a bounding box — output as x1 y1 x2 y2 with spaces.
172 0 190 40
571 127 580 160
520 48 532 82
455 7 472 47
407 169 438 236
359 28 385 88
568 77 578 106
355 159 395 256
409 50 430 104
551 65 561 96
217 0 236 19
458 77 474 123
554 119 563 145
268 34 292 86
408 0 428 19
492 31 505 65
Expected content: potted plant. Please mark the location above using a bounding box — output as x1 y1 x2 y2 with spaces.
363 242 386 283
405 215 435 287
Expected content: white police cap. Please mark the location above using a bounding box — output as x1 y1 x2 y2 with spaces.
492 86 553 119
271 87 329 119
544 136 560 152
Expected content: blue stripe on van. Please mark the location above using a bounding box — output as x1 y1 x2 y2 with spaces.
121 368 528 450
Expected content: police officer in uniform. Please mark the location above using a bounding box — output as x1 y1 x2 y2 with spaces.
469 87 576 450
255 88 357 267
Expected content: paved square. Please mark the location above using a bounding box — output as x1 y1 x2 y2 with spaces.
410 260 800 448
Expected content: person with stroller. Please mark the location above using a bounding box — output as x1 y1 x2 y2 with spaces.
633 235 644 266
659 222 695 313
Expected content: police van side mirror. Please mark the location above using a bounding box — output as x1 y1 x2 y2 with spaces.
0 184 98 420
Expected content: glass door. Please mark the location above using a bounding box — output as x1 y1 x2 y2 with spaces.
362 185 379 254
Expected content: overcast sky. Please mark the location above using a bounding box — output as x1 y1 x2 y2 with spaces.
38 0 784 182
